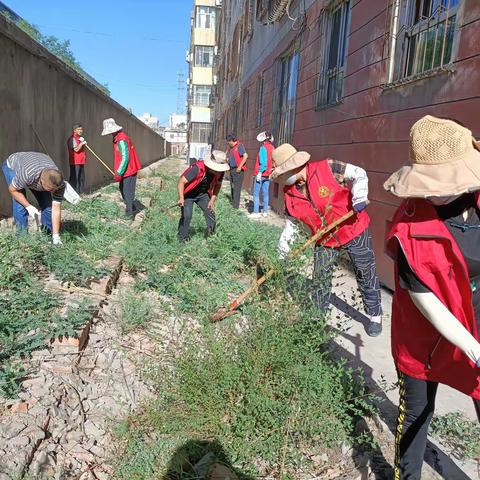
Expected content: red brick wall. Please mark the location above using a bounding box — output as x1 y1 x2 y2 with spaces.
216 0 480 289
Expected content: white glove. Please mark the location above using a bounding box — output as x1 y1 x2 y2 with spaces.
409 291 480 365
278 217 298 260
52 234 63 246
79 136 87 145
26 205 40 218
256 172 262 182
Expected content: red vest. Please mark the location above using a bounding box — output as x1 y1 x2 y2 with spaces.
254 141 275 177
68 132 86 166
386 197 480 399
229 141 247 171
113 131 142 182
284 160 370 248
182 161 221 197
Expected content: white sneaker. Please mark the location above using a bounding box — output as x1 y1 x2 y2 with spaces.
249 213 261 219
262 212 268 217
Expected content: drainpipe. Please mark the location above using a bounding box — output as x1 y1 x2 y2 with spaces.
388 0 400 84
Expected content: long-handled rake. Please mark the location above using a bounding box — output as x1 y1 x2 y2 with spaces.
85 145 116 176
209 206 365 322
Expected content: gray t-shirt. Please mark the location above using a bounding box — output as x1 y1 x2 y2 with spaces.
7 152 65 202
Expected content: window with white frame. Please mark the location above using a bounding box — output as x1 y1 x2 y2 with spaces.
195 46 214 67
273 48 300 145
192 85 212 106
191 122 212 143
388 0 460 84
316 0 351 109
196 6 217 29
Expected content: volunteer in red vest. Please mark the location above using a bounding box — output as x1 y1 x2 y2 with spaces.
271 143 383 337
384 116 480 479
67 123 87 194
250 131 275 219
226 133 248 209
177 150 229 242
101 118 142 218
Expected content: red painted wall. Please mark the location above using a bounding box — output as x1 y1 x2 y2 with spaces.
216 0 480 290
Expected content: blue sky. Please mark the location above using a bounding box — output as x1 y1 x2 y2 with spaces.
6 0 192 125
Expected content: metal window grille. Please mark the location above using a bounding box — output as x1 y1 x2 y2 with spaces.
316 0 351 109
255 73 265 128
196 6 217 29
387 0 460 84
192 85 212 106
195 46 214 67
191 122 212 143
273 49 300 145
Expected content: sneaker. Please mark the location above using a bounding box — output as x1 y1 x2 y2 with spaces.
262 212 269 217
366 316 383 337
249 213 261 219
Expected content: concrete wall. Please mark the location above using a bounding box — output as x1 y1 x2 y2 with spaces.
0 15 166 217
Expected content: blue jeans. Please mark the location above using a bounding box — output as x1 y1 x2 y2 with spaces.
253 177 270 213
2 160 53 232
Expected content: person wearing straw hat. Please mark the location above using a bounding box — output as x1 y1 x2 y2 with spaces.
67 123 87 194
250 131 275 219
385 116 480 478
177 150 229 242
271 143 383 337
102 118 142 218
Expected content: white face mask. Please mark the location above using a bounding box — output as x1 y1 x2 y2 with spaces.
284 173 298 186
428 194 462 206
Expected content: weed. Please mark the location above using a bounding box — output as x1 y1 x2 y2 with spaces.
431 412 480 460
117 289 154 333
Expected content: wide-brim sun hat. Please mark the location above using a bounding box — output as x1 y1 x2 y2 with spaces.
204 150 230 173
102 118 123 136
257 131 274 143
384 115 480 198
270 143 310 180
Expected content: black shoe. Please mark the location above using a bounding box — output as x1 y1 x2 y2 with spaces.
366 319 383 337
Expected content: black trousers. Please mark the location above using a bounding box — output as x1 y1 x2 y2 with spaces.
178 192 215 242
395 371 480 479
119 174 137 215
69 165 85 194
230 169 244 209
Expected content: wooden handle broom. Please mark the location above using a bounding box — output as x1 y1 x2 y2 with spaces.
209 204 367 323
85 145 116 176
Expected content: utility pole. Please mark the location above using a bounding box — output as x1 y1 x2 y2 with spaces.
177 71 186 114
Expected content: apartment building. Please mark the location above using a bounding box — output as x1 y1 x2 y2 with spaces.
186 0 221 162
213 0 480 288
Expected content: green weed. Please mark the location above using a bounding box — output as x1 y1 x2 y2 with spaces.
431 412 480 460
117 289 154 333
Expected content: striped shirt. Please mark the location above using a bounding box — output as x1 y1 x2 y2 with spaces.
6 152 66 202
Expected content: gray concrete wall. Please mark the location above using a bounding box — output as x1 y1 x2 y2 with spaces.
0 15 166 216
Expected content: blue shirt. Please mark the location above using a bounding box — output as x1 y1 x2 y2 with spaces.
259 145 268 173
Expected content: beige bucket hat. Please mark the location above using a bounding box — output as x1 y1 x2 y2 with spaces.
384 115 480 198
101 118 123 136
270 143 310 180
204 150 230 173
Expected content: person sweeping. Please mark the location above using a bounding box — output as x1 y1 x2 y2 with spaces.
271 143 383 337
101 118 142 218
177 150 229 242
2 152 65 244
384 116 480 479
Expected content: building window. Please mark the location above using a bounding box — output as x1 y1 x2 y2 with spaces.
191 122 212 143
196 6 217 29
192 85 212 106
255 73 265 128
273 48 300 145
316 0 351 109
243 0 255 41
195 46 214 67
388 0 460 84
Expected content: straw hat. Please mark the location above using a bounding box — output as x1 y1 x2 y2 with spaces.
257 131 274 143
270 144 310 180
384 115 480 198
101 118 123 136
204 150 230 173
